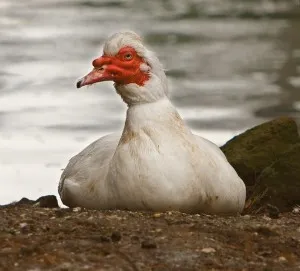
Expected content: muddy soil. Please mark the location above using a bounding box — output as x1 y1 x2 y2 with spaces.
1 202 300 271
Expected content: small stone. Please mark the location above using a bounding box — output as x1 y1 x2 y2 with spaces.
19 223 30 234
292 205 300 214
266 204 280 219
42 226 50 232
73 207 82 212
243 215 251 220
141 239 157 249
20 223 28 228
262 215 271 221
255 226 279 237
111 231 122 242
201 247 216 254
153 213 162 218
278 256 287 262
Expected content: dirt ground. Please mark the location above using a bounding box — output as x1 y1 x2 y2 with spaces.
1 199 300 271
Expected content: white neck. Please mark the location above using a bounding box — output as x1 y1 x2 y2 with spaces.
115 73 167 106
126 97 173 128
120 97 191 140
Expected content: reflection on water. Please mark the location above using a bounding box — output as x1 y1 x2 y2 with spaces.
0 0 299 204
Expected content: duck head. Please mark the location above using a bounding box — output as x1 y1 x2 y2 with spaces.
77 31 168 105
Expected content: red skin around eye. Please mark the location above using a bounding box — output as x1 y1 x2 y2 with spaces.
93 47 150 86
77 47 150 88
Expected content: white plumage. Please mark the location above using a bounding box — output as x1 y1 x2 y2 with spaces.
59 31 246 214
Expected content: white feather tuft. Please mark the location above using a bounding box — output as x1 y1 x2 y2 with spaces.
139 63 150 72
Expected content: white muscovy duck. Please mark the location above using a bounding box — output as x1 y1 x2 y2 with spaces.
58 31 246 214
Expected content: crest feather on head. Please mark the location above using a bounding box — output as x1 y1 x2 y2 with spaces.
103 31 144 57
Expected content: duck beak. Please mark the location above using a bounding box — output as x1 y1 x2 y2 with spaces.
76 68 105 88
76 56 113 88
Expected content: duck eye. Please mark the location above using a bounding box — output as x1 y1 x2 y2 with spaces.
124 53 133 60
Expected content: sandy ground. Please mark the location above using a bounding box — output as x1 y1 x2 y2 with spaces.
1 200 300 271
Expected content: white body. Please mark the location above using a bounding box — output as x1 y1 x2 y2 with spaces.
58 31 246 214
59 98 245 213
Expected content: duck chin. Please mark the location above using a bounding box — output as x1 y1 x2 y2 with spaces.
115 76 167 106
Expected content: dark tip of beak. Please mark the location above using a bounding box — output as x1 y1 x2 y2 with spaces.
76 79 83 88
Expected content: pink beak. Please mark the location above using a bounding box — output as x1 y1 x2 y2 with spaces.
76 56 113 88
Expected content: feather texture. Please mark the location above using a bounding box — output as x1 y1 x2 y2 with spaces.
58 32 246 214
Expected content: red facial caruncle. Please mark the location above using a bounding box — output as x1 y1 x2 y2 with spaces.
77 47 150 88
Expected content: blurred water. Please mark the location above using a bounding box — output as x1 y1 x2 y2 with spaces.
0 0 300 204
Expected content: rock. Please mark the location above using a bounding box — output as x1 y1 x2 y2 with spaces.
292 205 300 214
266 204 280 219
278 256 287 262
19 223 29 234
1 196 59 208
221 117 299 187
262 215 271 221
201 247 216 254
111 231 122 242
247 143 300 212
0 197 35 208
141 239 157 249
254 226 279 237
16 198 36 205
222 117 300 213
72 207 82 212
35 195 59 208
